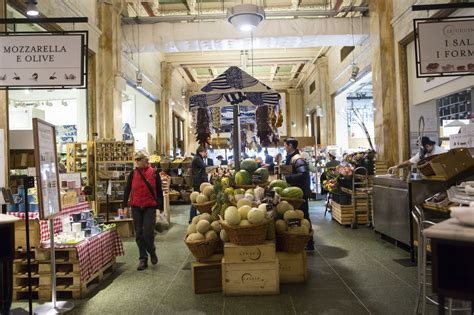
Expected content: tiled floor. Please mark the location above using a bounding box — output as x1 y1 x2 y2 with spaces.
12 201 434 314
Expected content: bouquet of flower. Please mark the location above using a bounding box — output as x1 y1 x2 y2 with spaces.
336 165 353 178
323 179 340 193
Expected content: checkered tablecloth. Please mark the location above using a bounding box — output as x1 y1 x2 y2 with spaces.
42 229 124 281
9 202 91 242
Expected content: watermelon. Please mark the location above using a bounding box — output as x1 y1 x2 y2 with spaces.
281 187 304 199
273 187 283 196
269 179 288 190
235 170 252 185
241 159 258 174
254 167 269 183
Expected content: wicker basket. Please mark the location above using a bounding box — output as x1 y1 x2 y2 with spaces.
280 197 305 209
192 200 216 214
184 236 220 259
276 230 314 253
220 219 269 246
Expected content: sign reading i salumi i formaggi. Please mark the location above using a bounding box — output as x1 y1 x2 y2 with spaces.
0 33 85 88
414 17 474 77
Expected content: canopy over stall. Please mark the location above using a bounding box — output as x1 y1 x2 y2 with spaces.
189 66 280 170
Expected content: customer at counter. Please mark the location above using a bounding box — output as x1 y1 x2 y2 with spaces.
388 137 446 174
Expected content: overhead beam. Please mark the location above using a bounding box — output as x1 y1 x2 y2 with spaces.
270 65 278 81
141 2 155 17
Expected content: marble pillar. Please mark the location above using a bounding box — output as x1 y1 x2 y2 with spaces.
0 1 9 186
97 0 124 140
160 62 172 155
370 0 398 165
287 88 304 137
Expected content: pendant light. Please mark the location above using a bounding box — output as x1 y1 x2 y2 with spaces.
26 0 39 16
227 4 265 32
349 11 359 82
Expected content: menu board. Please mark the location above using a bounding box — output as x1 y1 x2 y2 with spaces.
33 118 61 219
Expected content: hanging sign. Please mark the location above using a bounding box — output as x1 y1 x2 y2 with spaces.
414 16 474 77
0 32 87 89
33 118 61 219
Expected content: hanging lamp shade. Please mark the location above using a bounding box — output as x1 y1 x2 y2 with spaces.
227 4 265 32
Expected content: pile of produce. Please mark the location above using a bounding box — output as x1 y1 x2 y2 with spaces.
185 213 221 243
232 158 269 186
273 201 311 236
256 105 275 147
190 182 217 205
268 179 304 199
149 155 161 163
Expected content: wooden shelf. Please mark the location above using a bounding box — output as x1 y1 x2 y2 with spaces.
96 161 133 164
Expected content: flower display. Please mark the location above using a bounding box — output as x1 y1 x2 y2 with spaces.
323 179 340 193
336 165 353 177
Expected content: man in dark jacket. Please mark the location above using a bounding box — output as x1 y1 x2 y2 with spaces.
284 138 315 250
190 146 208 222
123 150 164 270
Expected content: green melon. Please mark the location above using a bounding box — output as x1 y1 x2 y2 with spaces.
253 167 269 183
281 187 304 199
273 187 283 196
241 159 258 174
269 179 288 190
235 170 252 185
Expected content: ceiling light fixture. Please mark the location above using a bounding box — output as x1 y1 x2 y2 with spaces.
350 64 359 82
349 7 358 83
136 70 143 88
227 4 265 32
26 0 39 17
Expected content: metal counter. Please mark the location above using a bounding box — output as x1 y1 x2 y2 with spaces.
373 176 411 246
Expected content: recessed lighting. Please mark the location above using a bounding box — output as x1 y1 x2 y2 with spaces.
24 89 31 95
26 0 39 16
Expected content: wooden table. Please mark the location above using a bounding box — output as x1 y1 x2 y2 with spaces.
424 218 474 314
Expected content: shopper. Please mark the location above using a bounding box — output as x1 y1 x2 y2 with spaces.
264 149 274 174
325 153 340 168
388 136 446 174
190 146 209 223
283 138 315 251
216 155 228 165
123 150 163 271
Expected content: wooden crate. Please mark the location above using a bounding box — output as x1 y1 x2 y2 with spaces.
35 247 79 263
81 258 116 296
277 252 307 283
222 258 279 296
14 220 40 249
224 241 276 264
113 219 134 237
331 201 369 226
192 260 222 294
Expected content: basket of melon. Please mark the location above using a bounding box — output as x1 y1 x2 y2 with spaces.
190 183 217 214
273 201 313 253
185 213 222 259
269 180 306 209
219 198 270 246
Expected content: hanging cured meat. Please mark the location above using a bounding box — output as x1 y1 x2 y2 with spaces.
195 107 211 146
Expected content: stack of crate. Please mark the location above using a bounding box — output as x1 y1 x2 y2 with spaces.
221 241 279 296
276 251 307 284
13 247 116 301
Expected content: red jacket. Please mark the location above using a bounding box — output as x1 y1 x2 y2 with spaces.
123 166 164 209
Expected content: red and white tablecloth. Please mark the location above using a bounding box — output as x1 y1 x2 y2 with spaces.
41 229 124 281
9 202 90 242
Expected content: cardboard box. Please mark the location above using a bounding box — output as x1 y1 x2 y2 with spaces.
192 260 222 294
224 241 276 264
277 251 307 283
430 148 474 179
222 258 279 296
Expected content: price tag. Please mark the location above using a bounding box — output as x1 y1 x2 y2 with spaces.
287 218 301 228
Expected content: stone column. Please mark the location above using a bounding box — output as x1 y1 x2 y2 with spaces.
160 62 173 155
287 88 304 137
97 0 124 140
316 57 333 146
0 0 9 186
370 0 398 165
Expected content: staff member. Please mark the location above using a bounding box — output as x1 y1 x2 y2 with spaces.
388 137 446 174
190 146 209 223
123 150 164 271
284 138 315 251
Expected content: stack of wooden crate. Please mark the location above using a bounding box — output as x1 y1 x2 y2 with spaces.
222 241 279 296
276 251 307 283
13 247 116 301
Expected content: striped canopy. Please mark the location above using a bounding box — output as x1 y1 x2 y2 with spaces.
189 66 280 110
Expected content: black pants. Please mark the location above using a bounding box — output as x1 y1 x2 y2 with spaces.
131 207 156 261
301 199 315 243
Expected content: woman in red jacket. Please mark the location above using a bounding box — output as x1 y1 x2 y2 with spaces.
123 150 164 271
